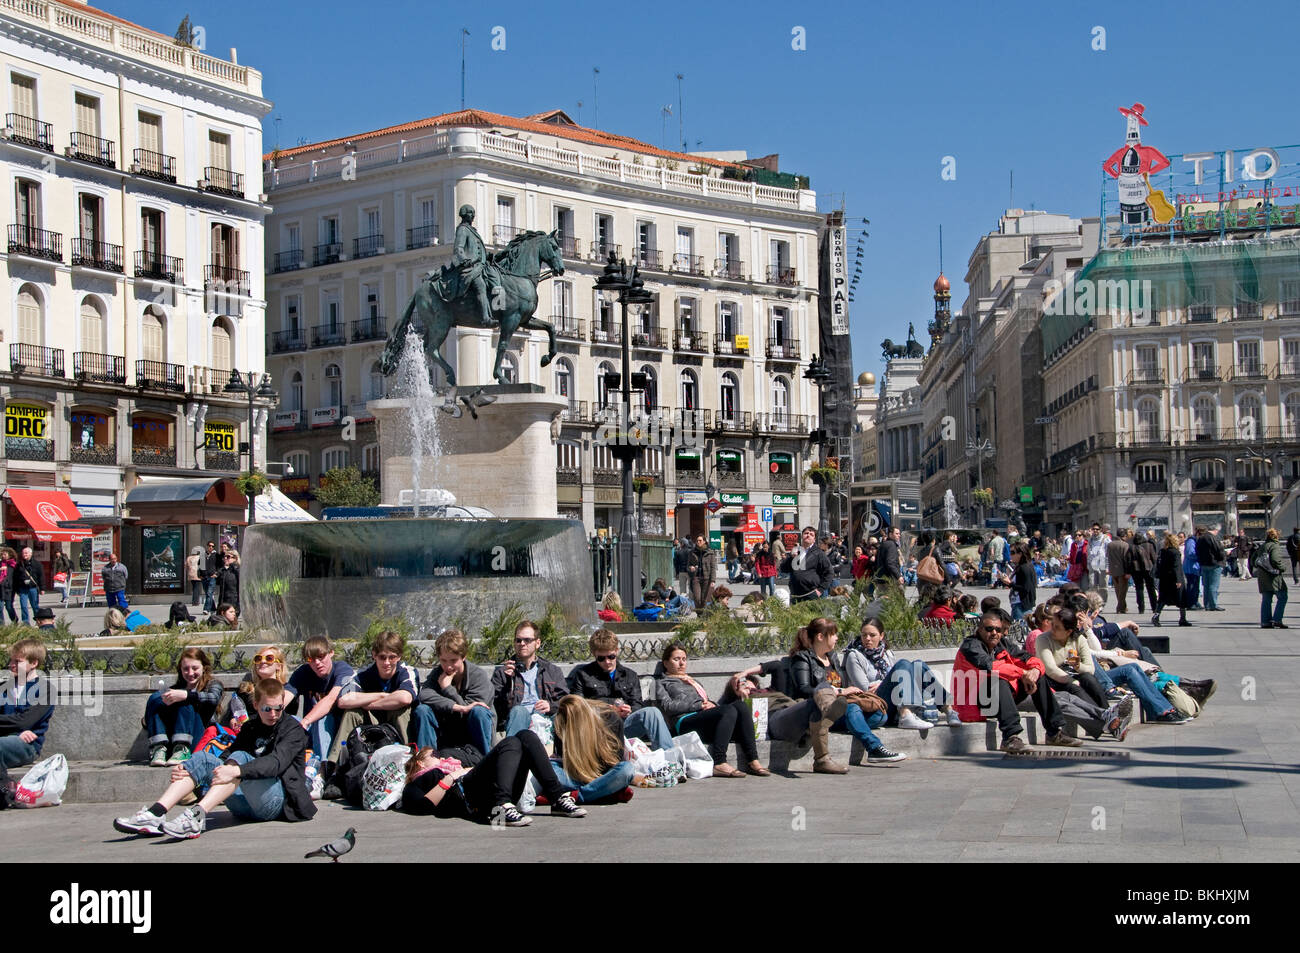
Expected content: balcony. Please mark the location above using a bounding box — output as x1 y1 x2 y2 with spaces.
1234 474 1266 491
553 315 584 342
134 250 182 283
406 223 439 249
1121 430 1170 448
555 235 580 258
5 113 52 151
352 317 387 342
314 242 342 266
1188 305 1216 323
273 249 303 272
629 327 667 350
1229 362 1273 381
8 224 62 262
70 444 117 466
714 258 746 281
590 323 622 347
1233 299 1262 320
675 470 706 489
1190 476 1226 492
204 263 250 294
674 408 712 431
492 225 520 247
1279 362 1300 379
757 412 809 434
766 265 797 286
1126 368 1164 387
593 468 622 486
131 148 176 183
560 400 589 422
203 165 243 197
354 233 384 259
67 131 115 167
714 334 749 357
5 439 53 462
770 471 798 490
71 238 124 273
9 344 64 377
557 466 581 485
714 411 752 432
671 253 706 277
589 241 620 262
765 338 801 362
73 352 126 385
205 450 240 471
673 329 709 354
132 444 177 467
1134 481 1168 494
311 323 347 348
135 359 186 393
1185 364 1221 383
635 248 662 271
270 330 308 353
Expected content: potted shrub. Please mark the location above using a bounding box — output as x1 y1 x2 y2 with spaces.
971 488 994 508
804 462 842 487
632 475 655 495
235 469 271 498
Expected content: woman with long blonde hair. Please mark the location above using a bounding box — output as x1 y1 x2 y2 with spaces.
549 694 638 802
228 645 289 726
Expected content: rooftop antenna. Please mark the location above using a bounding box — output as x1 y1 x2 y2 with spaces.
460 28 469 110
274 114 282 149
660 104 672 150
939 224 944 274
676 73 684 150
576 100 583 125
1009 169 1014 209
593 67 600 128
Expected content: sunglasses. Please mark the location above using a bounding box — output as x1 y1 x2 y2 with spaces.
259 704 285 713
253 654 280 664
981 625 1005 633
595 653 618 662
514 637 537 645
373 653 401 662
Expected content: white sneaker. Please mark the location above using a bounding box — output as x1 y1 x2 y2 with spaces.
897 711 932 731
161 805 206 840
946 709 964 727
113 807 165 836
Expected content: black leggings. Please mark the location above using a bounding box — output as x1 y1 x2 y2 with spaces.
1056 671 1108 709
460 731 566 817
678 700 758 764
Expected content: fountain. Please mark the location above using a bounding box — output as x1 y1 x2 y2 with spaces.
943 489 960 530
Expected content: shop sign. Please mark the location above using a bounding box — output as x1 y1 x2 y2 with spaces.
311 406 340 428
720 492 748 505
273 410 300 431
772 493 798 506
204 420 237 452
141 525 184 592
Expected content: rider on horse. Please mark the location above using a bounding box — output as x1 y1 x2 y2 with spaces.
439 204 499 328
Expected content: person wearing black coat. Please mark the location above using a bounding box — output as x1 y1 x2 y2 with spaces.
1126 529 1158 614
216 552 240 612
1007 545 1037 621
1152 533 1188 627
779 526 834 602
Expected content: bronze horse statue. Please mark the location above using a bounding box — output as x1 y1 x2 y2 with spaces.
380 229 565 387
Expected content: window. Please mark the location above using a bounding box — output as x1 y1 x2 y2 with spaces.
208 130 231 171
557 442 580 470
1237 394 1262 436
1135 344 1158 378
495 197 515 243
16 285 42 345
210 319 233 372
363 206 380 237
322 447 350 472
211 223 239 270
1190 458 1225 491
10 73 36 119
637 221 657 265
769 239 790 278
1234 282 1260 319
718 301 740 341
1192 394 1217 439
80 298 105 352
323 294 341 334
362 283 379 320
137 112 161 154
288 371 303 412
554 206 574 245
1136 398 1160 439
1188 286 1214 322
1284 393 1300 438
597 361 616 408
772 377 790 420
554 359 573 401
595 213 614 255
1283 280 1300 316
674 226 694 270
770 306 789 346
596 297 614 335
324 364 342 407
553 280 573 318
1192 342 1216 377
74 92 99 137
368 362 385 400
320 216 339 245
285 451 309 476
639 364 657 410
1285 339 1300 376
362 443 380 472
719 372 739 423
719 232 740 266
141 307 165 361
419 198 437 229
15 179 40 230
140 208 163 259
286 295 301 335
1237 339 1261 376
78 193 102 244
678 296 696 334
680 369 698 410
499 354 516 384
1135 462 1165 487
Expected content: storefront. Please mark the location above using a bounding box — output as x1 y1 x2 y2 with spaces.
5 401 53 463
2 487 93 582
122 477 248 596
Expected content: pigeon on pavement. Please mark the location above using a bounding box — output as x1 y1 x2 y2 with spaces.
304 827 356 862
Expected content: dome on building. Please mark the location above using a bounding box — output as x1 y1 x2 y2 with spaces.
934 273 950 293
857 372 876 386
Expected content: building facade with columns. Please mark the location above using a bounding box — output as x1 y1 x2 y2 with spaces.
262 108 826 541
0 0 269 592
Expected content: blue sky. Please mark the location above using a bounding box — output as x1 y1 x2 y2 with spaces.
112 0 1300 381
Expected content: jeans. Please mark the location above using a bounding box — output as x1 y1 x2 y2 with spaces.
1131 571 1157 613
503 704 544 739
144 691 206 747
624 707 673 751
832 703 887 752
1 594 15 623
550 757 636 804
203 577 216 612
105 589 128 612
756 575 774 597
676 700 759 764
1201 566 1222 610
17 586 40 624
301 711 341 764
185 749 284 821
880 659 949 719
1262 588 1289 626
0 734 38 768
1105 663 1174 718
190 580 204 606
411 703 494 756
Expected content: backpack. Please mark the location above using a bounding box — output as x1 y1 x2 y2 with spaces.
1162 681 1200 718
1254 545 1279 576
337 723 407 807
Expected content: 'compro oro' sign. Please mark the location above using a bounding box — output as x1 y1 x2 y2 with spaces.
5 403 48 439
204 420 237 452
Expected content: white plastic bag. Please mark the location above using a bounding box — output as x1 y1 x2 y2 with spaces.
361 744 411 811
670 731 714 780
624 737 667 775
529 712 554 750
772 586 791 606
16 753 67 808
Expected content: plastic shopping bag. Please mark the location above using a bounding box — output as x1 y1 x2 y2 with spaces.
361 744 412 811
669 731 714 780
15 753 68 808
624 737 667 775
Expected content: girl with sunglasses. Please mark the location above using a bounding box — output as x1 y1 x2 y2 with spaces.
228 646 288 727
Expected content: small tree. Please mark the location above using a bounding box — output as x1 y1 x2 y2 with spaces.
313 466 380 508
174 15 196 47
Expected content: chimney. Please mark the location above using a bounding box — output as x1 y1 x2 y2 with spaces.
230 48 238 64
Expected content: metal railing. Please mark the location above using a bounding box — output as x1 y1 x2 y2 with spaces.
629 326 667 349
1233 299 1262 320
557 466 581 484
270 330 308 353
593 468 622 486
70 444 117 466
714 411 752 431
1121 430 1170 447
560 400 588 422
1185 364 1221 383
311 323 347 348
590 323 622 346
714 334 749 356
8 224 62 261
352 317 387 342
635 247 662 270
353 233 384 258
71 238 123 272
714 258 746 280
765 338 800 361
406 223 439 249
1134 481 1168 494
134 250 182 283
757 412 808 434
273 249 303 272
553 314 584 341
68 131 115 167
673 329 709 353
135 359 186 393
766 265 797 286
5 112 52 151
674 408 712 430
770 471 798 489
203 165 243 196
672 253 705 276
1228 362 1273 381
204 263 250 293
132 147 175 182
132 444 177 467
9 343 64 377
492 225 520 246
1126 368 1164 386
73 351 126 384
314 242 342 266
589 241 620 261
5 440 53 462
675 470 706 488
555 235 580 258
205 450 240 471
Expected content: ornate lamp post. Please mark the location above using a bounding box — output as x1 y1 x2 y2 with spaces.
224 370 278 524
803 354 834 538
966 437 994 527
595 254 654 609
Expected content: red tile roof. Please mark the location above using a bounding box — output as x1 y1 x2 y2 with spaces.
264 107 745 170
59 1 180 43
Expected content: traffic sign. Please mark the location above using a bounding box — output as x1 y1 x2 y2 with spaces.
761 507 773 523
706 498 722 514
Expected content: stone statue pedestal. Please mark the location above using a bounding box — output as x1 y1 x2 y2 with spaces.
368 385 567 518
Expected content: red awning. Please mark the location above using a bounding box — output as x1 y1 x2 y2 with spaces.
4 489 91 542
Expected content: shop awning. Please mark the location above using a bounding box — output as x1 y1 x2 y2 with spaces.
125 477 246 505
253 485 317 523
4 489 91 542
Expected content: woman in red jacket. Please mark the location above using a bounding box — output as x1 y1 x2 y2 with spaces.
851 545 871 582
753 542 777 599
920 586 959 626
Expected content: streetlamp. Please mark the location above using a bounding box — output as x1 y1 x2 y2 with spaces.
966 437 994 527
224 370 278 524
595 253 654 610
803 354 834 537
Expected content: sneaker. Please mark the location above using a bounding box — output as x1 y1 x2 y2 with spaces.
166 744 191 765
1111 706 1134 742
897 711 932 731
161 805 206 840
488 803 532 827
113 807 165 836
1155 710 1193 725
148 744 167 767
1274 623 1290 629
1151 614 1161 627
1000 734 1029 753
1046 731 1084 747
867 745 907 763
319 783 344 801
1178 619 1193 627
550 793 588 818
1117 696 1135 719
920 708 941 723
946 709 964 727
